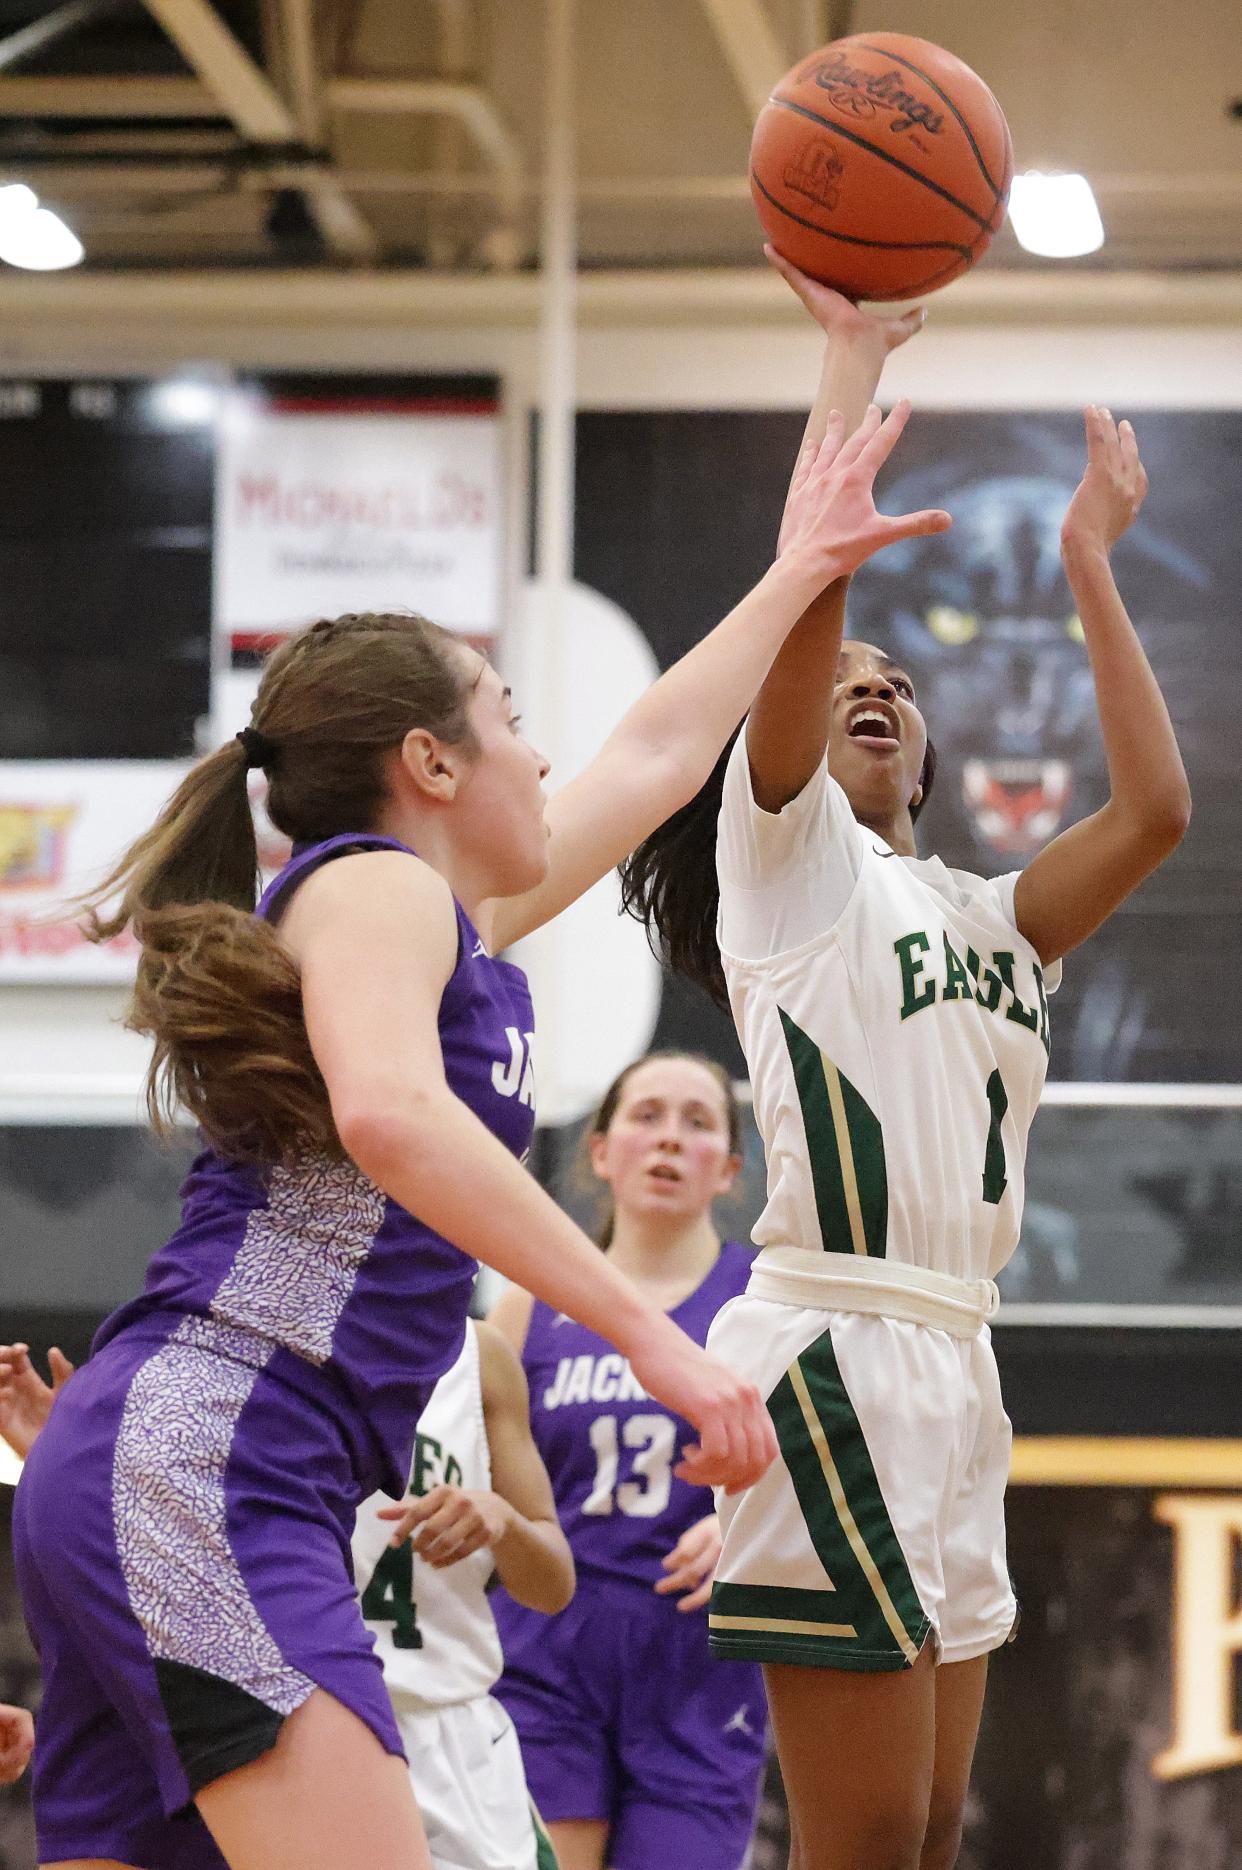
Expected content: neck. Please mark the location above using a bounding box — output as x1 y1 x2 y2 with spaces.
855 805 918 857
605 1211 723 1302
373 800 487 919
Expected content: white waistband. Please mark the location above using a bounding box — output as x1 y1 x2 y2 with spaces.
747 1246 999 1340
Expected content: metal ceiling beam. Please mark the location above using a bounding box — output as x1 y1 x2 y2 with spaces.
695 0 789 121
277 0 324 144
330 77 521 179
0 75 222 115
138 0 377 259
0 0 116 73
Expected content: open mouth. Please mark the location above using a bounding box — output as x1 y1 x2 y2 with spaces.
646 1163 682 1185
846 702 900 748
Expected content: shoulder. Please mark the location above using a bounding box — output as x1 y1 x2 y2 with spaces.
281 849 459 976
485 1282 537 1357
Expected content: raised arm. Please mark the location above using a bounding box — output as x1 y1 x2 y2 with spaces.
481 392 949 953
747 249 927 812
1013 408 1191 964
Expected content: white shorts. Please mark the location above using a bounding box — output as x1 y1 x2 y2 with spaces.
706 1277 1015 1673
393 1692 557 1870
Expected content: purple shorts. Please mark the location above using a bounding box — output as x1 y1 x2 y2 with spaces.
494 1574 766 1870
13 1316 405 1869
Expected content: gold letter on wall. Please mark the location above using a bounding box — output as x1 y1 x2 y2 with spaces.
1153 1494 1242 1780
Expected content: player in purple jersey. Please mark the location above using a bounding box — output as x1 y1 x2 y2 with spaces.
10 418 951 1870
490 1054 767 1870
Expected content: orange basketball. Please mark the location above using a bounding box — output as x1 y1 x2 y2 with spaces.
750 33 1013 301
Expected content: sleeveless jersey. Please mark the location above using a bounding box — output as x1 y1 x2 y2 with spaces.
716 734 1058 1283
93 833 536 1499
352 1322 502 1709
517 1241 754 1590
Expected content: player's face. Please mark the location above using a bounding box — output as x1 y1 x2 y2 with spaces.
826 639 928 830
590 1057 741 1226
455 656 552 895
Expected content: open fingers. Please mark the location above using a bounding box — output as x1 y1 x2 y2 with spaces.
47 1348 75 1390
854 397 914 477
879 507 953 546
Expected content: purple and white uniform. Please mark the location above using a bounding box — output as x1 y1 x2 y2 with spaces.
13 834 535 1870
493 1241 766 1870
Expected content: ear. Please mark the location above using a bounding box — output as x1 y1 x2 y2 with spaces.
400 726 464 802
715 1151 744 1197
910 783 924 810
588 1129 617 1185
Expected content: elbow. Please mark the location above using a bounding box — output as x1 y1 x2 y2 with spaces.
515 1545 576 1616
334 1089 440 1187
1144 787 1192 857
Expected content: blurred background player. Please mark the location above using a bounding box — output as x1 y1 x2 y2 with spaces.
489 1053 767 1870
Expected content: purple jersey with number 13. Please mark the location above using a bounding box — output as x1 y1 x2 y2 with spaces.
514 1239 755 1588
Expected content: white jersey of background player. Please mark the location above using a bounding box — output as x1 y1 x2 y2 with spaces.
352 1320 568 1870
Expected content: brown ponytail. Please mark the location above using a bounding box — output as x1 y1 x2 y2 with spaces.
83 612 478 1165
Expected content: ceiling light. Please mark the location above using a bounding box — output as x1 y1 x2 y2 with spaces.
0 203 83 271
1008 172 1104 259
148 377 219 427
0 182 36 223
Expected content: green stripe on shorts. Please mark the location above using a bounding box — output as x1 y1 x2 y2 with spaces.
530 1796 559 1870
720 1327 930 1671
778 1007 888 1257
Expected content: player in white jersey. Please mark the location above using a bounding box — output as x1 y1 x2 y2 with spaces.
619 250 1190 1870
352 1319 569 1870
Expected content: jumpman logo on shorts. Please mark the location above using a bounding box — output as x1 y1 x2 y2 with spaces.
723 1704 756 1737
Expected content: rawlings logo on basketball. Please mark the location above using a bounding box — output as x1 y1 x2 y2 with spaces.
808 53 946 137
783 139 844 212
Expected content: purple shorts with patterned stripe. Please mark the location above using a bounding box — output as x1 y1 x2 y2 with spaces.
13 1316 406 1869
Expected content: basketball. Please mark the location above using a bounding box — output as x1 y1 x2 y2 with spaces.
750 33 1013 301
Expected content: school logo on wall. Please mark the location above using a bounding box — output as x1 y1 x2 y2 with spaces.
0 804 78 892
962 758 1072 857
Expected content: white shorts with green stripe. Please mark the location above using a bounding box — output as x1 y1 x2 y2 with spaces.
393 1692 558 1869
706 1291 1015 1672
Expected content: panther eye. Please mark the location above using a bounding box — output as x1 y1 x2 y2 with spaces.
926 605 978 645
1065 614 1086 644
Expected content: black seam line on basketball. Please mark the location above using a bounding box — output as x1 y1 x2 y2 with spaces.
766 98 987 233
751 170 971 260
768 95 991 234
853 43 1005 201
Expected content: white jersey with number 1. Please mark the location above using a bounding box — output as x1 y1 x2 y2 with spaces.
705 734 1061 1675
716 732 1059 1281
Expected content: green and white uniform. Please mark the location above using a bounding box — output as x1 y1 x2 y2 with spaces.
707 733 1058 1670
352 1324 557 1868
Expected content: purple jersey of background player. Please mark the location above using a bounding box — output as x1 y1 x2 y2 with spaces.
93 834 535 1500
504 1239 754 1588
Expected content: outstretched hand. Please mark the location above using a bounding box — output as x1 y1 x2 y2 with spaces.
628 1328 775 1495
0 1343 74 1461
1062 406 1149 554
778 400 952 583
765 244 926 353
